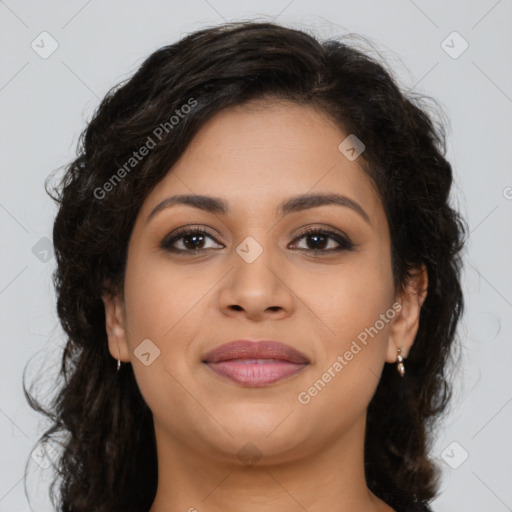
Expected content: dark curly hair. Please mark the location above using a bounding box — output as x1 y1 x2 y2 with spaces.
23 20 466 512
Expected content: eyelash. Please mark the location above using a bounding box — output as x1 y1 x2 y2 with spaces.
160 226 355 255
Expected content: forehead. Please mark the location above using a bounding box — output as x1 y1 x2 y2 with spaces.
139 99 384 226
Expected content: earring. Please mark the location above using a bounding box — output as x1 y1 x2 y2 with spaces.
396 347 405 377
117 359 121 372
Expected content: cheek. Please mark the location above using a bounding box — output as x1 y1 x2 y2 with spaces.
294 255 394 408
121 260 206 422
123 255 205 340
296 250 393 345
296 303 393 432
122 255 216 399
335 278 393 345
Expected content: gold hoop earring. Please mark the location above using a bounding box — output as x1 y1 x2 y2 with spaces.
396 347 405 377
117 359 121 372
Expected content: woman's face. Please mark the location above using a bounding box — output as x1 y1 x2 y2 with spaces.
104 99 422 464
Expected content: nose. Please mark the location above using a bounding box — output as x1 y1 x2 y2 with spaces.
217 239 295 321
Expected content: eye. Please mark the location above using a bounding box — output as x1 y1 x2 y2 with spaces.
160 227 223 253
289 227 354 253
160 226 355 255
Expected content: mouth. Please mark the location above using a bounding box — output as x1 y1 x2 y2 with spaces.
201 340 310 387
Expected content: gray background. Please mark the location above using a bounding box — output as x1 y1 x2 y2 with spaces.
1 0 511 510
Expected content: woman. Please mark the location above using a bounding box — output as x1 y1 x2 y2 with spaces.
25 21 466 512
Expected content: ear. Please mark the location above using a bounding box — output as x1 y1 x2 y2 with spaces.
102 289 131 363
386 264 428 363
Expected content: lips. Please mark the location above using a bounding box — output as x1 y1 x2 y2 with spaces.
202 340 310 364
202 340 310 387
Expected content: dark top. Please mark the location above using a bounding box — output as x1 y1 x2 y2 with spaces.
380 491 433 512
390 503 432 512
391 500 433 512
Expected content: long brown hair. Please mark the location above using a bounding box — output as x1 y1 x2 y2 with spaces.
24 21 466 512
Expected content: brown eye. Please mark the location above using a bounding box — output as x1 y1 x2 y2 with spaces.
289 228 354 253
161 226 354 255
161 228 223 253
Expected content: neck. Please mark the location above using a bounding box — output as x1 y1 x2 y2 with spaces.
149 414 394 512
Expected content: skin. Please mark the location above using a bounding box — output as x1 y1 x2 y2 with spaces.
102 99 427 512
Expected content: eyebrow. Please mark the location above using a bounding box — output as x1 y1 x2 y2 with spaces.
145 192 371 225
